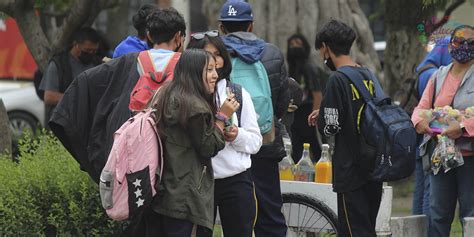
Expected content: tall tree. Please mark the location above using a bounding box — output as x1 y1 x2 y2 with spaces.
384 0 465 97
0 0 119 73
203 0 382 79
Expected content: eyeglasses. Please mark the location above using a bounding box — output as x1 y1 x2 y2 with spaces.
451 37 474 48
191 30 219 40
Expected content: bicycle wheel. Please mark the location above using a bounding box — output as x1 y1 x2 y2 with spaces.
282 193 338 237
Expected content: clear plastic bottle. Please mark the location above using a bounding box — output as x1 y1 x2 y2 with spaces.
294 143 315 182
279 141 294 181
315 144 332 183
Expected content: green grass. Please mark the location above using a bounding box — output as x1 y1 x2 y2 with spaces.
213 225 222 237
391 175 465 236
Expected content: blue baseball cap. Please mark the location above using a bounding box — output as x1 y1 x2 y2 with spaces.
219 0 253 22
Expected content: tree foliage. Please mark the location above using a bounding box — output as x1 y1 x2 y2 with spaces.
0 0 118 72
0 131 121 236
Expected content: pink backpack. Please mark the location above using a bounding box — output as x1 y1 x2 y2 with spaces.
99 109 163 221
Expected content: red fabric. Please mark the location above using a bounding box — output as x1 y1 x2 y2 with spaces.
0 18 37 79
129 52 181 111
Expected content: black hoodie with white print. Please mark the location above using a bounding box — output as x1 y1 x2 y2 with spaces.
317 66 376 193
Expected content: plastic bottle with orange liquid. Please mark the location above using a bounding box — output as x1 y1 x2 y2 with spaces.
315 144 332 183
279 140 294 180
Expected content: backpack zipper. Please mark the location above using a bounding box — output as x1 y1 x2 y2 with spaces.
196 166 207 191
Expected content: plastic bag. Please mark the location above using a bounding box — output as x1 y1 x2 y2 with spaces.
431 135 464 175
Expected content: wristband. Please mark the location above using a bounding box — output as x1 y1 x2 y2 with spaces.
215 112 231 127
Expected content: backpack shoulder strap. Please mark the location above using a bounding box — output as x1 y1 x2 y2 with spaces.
162 52 180 80
138 51 156 73
227 80 243 126
338 67 387 103
146 110 164 183
338 67 372 102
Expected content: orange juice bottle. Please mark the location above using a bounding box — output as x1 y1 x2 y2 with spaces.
315 144 332 183
279 141 294 180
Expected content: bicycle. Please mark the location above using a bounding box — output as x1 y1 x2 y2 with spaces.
282 193 338 237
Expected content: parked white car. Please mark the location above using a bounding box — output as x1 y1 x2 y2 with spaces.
0 81 44 140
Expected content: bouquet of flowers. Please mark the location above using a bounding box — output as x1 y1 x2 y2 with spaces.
418 106 472 174
418 106 474 134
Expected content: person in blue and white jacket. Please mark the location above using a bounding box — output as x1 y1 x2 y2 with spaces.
188 32 262 237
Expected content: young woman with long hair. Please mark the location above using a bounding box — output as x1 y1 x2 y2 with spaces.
188 31 262 237
134 48 240 237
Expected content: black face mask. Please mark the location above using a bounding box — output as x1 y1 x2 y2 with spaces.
324 56 337 71
146 38 153 48
287 47 307 62
174 42 182 52
78 51 97 65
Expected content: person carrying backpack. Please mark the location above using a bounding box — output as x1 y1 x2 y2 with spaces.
218 1 290 236
188 32 262 237
308 20 386 236
129 48 239 236
49 8 186 183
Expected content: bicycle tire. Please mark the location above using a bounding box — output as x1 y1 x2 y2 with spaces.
282 193 338 236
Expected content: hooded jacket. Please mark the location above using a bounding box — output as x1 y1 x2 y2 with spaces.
152 90 225 230
222 32 290 161
113 36 149 58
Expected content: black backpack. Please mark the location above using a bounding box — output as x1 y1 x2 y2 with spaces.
338 67 416 182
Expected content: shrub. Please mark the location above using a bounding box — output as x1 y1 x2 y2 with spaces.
0 131 121 236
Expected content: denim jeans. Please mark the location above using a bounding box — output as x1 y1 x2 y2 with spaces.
412 152 430 216
429 157 474 237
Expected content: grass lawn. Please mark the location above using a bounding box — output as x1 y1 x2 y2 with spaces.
213 225 222 237
391 175 464 236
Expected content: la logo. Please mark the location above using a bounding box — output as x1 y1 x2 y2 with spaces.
228 5 237 16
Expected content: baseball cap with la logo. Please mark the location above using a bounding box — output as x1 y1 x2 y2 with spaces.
219 0 254 22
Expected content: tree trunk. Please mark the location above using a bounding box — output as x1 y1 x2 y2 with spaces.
202 0 382 81
384 0 428 96
0 100 12 155
106 0 131 47
10 0 53 72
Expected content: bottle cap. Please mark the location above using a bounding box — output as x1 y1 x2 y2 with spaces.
303 143 310 149
322 144 330 149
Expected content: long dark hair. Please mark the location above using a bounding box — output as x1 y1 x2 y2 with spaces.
154 49 216 129
287 33 311 82
187 35 232 81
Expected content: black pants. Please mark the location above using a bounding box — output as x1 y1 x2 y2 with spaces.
123 209 194 237
251 159 287 237
197 170 257 237
337 181 383 237
291 103 321 163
